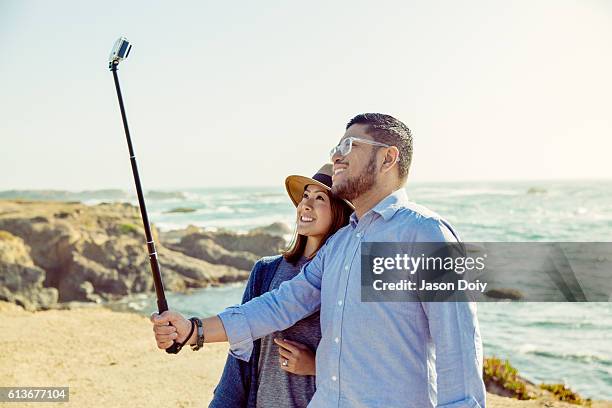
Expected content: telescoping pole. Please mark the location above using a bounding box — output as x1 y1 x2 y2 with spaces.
108 37 181 354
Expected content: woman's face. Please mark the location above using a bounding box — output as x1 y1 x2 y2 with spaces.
296 184 333 238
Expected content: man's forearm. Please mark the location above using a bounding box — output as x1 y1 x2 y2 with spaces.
186 264 323 360
186 316 227 346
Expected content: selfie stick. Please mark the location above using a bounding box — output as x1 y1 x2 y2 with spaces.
108 37 181 354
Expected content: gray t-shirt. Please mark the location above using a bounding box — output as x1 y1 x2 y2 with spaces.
256 257 321 408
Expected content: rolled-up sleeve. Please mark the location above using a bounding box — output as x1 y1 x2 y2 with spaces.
218 246 326 361
217 306 257 360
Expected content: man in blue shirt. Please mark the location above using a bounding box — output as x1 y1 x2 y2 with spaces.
152 113 486 407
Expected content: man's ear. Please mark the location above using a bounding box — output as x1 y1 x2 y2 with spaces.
380 146 400 173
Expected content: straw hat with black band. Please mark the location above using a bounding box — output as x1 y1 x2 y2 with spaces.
285 164 354 210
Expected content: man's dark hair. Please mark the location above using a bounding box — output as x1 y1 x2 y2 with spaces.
346 113 413 181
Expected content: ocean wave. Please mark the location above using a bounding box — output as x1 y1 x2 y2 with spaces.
154 222 188 232
158 206 236 216
524 349 612 366
410 188 521 200
524 320 602 330
145 190 187 200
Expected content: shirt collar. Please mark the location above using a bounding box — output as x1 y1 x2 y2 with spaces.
349 189 409 227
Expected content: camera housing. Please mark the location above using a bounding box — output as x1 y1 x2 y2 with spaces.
108 37 132 67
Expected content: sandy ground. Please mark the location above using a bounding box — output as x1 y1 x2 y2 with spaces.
0 302 608 408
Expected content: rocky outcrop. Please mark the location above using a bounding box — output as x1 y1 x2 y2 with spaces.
200 230 286 258
250 222 292 238
0 230 58 310
166 229 286 271
0 200 285 310
167 232 259 271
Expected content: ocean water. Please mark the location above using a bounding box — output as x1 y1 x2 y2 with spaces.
23 180 612 398
122 180 612 242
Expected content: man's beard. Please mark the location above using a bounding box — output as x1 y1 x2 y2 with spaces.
332 153 378 202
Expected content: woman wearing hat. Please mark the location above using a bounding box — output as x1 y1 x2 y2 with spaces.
209 164 353 408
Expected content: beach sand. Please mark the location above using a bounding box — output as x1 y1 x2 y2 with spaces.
0 302 608 408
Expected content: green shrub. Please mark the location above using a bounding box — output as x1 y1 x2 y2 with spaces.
0 230 16 241
483 357 534 400
119 223 139 235
540 383 591 406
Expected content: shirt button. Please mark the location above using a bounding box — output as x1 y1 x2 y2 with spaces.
344 265 349 270
356 232 362 238
338 300 343 306
332 376 337 381
334 337 340 343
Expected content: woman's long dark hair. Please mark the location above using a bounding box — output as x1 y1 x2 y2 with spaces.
283 189 352 265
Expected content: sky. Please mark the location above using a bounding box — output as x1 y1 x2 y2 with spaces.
1 0 611 190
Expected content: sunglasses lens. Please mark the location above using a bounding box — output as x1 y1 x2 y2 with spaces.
330 138 353 159
340 138 352 156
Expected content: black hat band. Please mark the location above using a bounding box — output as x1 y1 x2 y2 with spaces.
312 172 333 188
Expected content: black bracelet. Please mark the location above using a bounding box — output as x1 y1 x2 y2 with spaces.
176 319 196 352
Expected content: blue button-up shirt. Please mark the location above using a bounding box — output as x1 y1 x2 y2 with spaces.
218 189 486 408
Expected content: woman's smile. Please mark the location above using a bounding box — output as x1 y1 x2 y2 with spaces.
299 214 315 223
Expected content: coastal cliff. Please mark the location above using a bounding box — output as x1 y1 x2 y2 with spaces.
0 200 285 310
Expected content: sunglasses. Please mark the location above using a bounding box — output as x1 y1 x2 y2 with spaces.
329 137 395 161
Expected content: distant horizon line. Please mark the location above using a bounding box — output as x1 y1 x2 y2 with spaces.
1 177 610 192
